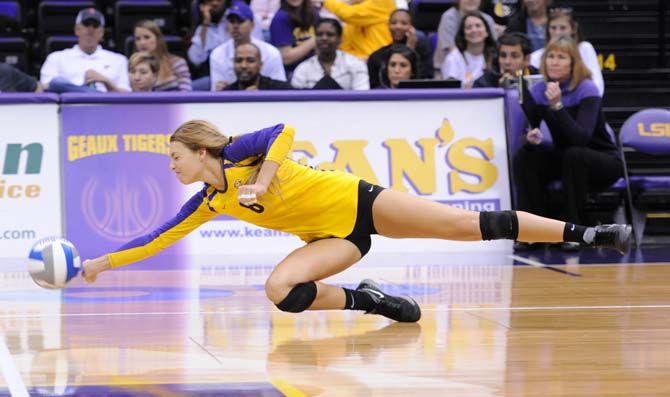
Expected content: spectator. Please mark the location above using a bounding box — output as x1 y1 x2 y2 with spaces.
529 7 604 96
188 0 264 68
514 36 622 250
367 9 433 88
0 63 42 92
270 0 318 72
210 2 287 90
433 0 497 73
134 20 192 91
291 18 369 89
251 0 280 40
377 44 418 88
314 0 395 60
128 51 160 92
506 0 552 51
473 32 537 88
224 42 294 89
441 11 496 88
40 8 130 93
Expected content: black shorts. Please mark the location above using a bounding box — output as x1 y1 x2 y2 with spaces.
344 180 385 257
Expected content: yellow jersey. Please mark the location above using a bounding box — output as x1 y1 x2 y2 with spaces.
108 123 361 268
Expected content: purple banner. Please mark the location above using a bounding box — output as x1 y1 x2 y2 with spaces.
61 104 185 268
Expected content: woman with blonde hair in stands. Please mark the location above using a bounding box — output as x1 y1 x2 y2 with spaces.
128 51 160 92
134 19 192 91
529 7 604 96
513 36 623 251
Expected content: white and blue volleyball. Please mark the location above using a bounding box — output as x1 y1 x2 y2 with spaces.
28 237 81 289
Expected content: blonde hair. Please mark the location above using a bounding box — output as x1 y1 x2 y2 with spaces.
134 19 175 85
170 120 264 185
128 51 159 74
540 36 591 91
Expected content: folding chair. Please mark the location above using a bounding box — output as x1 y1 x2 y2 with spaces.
618 108 670 245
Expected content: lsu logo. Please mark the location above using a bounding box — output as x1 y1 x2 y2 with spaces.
638 123 670 137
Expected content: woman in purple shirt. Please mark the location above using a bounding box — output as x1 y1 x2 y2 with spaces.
514 36 623 251
270 0 318 72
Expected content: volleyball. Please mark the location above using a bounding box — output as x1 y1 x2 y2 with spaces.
27 237 81 289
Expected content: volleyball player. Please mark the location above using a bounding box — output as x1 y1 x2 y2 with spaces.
81 121 632 323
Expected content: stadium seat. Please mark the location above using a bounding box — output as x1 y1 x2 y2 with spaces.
114 0 175 50
38 0 95 37
0 1 20 23
44 34 78 55
0 36 28 70
618 108 670 245
410 0 455 33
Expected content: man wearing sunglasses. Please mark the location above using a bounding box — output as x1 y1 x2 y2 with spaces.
40 8 131 93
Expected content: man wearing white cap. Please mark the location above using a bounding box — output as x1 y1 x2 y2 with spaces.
40 8 131 92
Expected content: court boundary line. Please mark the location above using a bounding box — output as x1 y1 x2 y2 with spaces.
0 333 30 397
508 255 581 277
1 304 670 320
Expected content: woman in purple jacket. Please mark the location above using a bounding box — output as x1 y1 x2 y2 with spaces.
514 36 623 251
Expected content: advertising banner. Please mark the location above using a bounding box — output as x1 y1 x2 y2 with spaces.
61 92 511 264
61 104 184 264
0 103 61 257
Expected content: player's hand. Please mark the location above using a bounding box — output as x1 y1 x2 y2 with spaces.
545 81 562 107
526 128 543 145
238 183 267 205
81 256 111 283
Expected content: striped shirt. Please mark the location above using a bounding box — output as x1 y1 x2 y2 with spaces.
154 56 192 92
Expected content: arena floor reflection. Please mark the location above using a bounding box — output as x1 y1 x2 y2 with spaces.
0 245 668 396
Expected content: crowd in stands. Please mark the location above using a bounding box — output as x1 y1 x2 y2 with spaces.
0 0 606 95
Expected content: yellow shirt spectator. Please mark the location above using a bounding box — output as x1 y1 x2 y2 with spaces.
322 0 394 59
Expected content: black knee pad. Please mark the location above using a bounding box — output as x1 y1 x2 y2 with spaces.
480 210 519 240
275 281 317 313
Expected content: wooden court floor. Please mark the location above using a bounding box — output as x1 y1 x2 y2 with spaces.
0 249 669 396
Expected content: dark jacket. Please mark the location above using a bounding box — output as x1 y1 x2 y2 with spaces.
224 75 293 90
367 39 433 89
